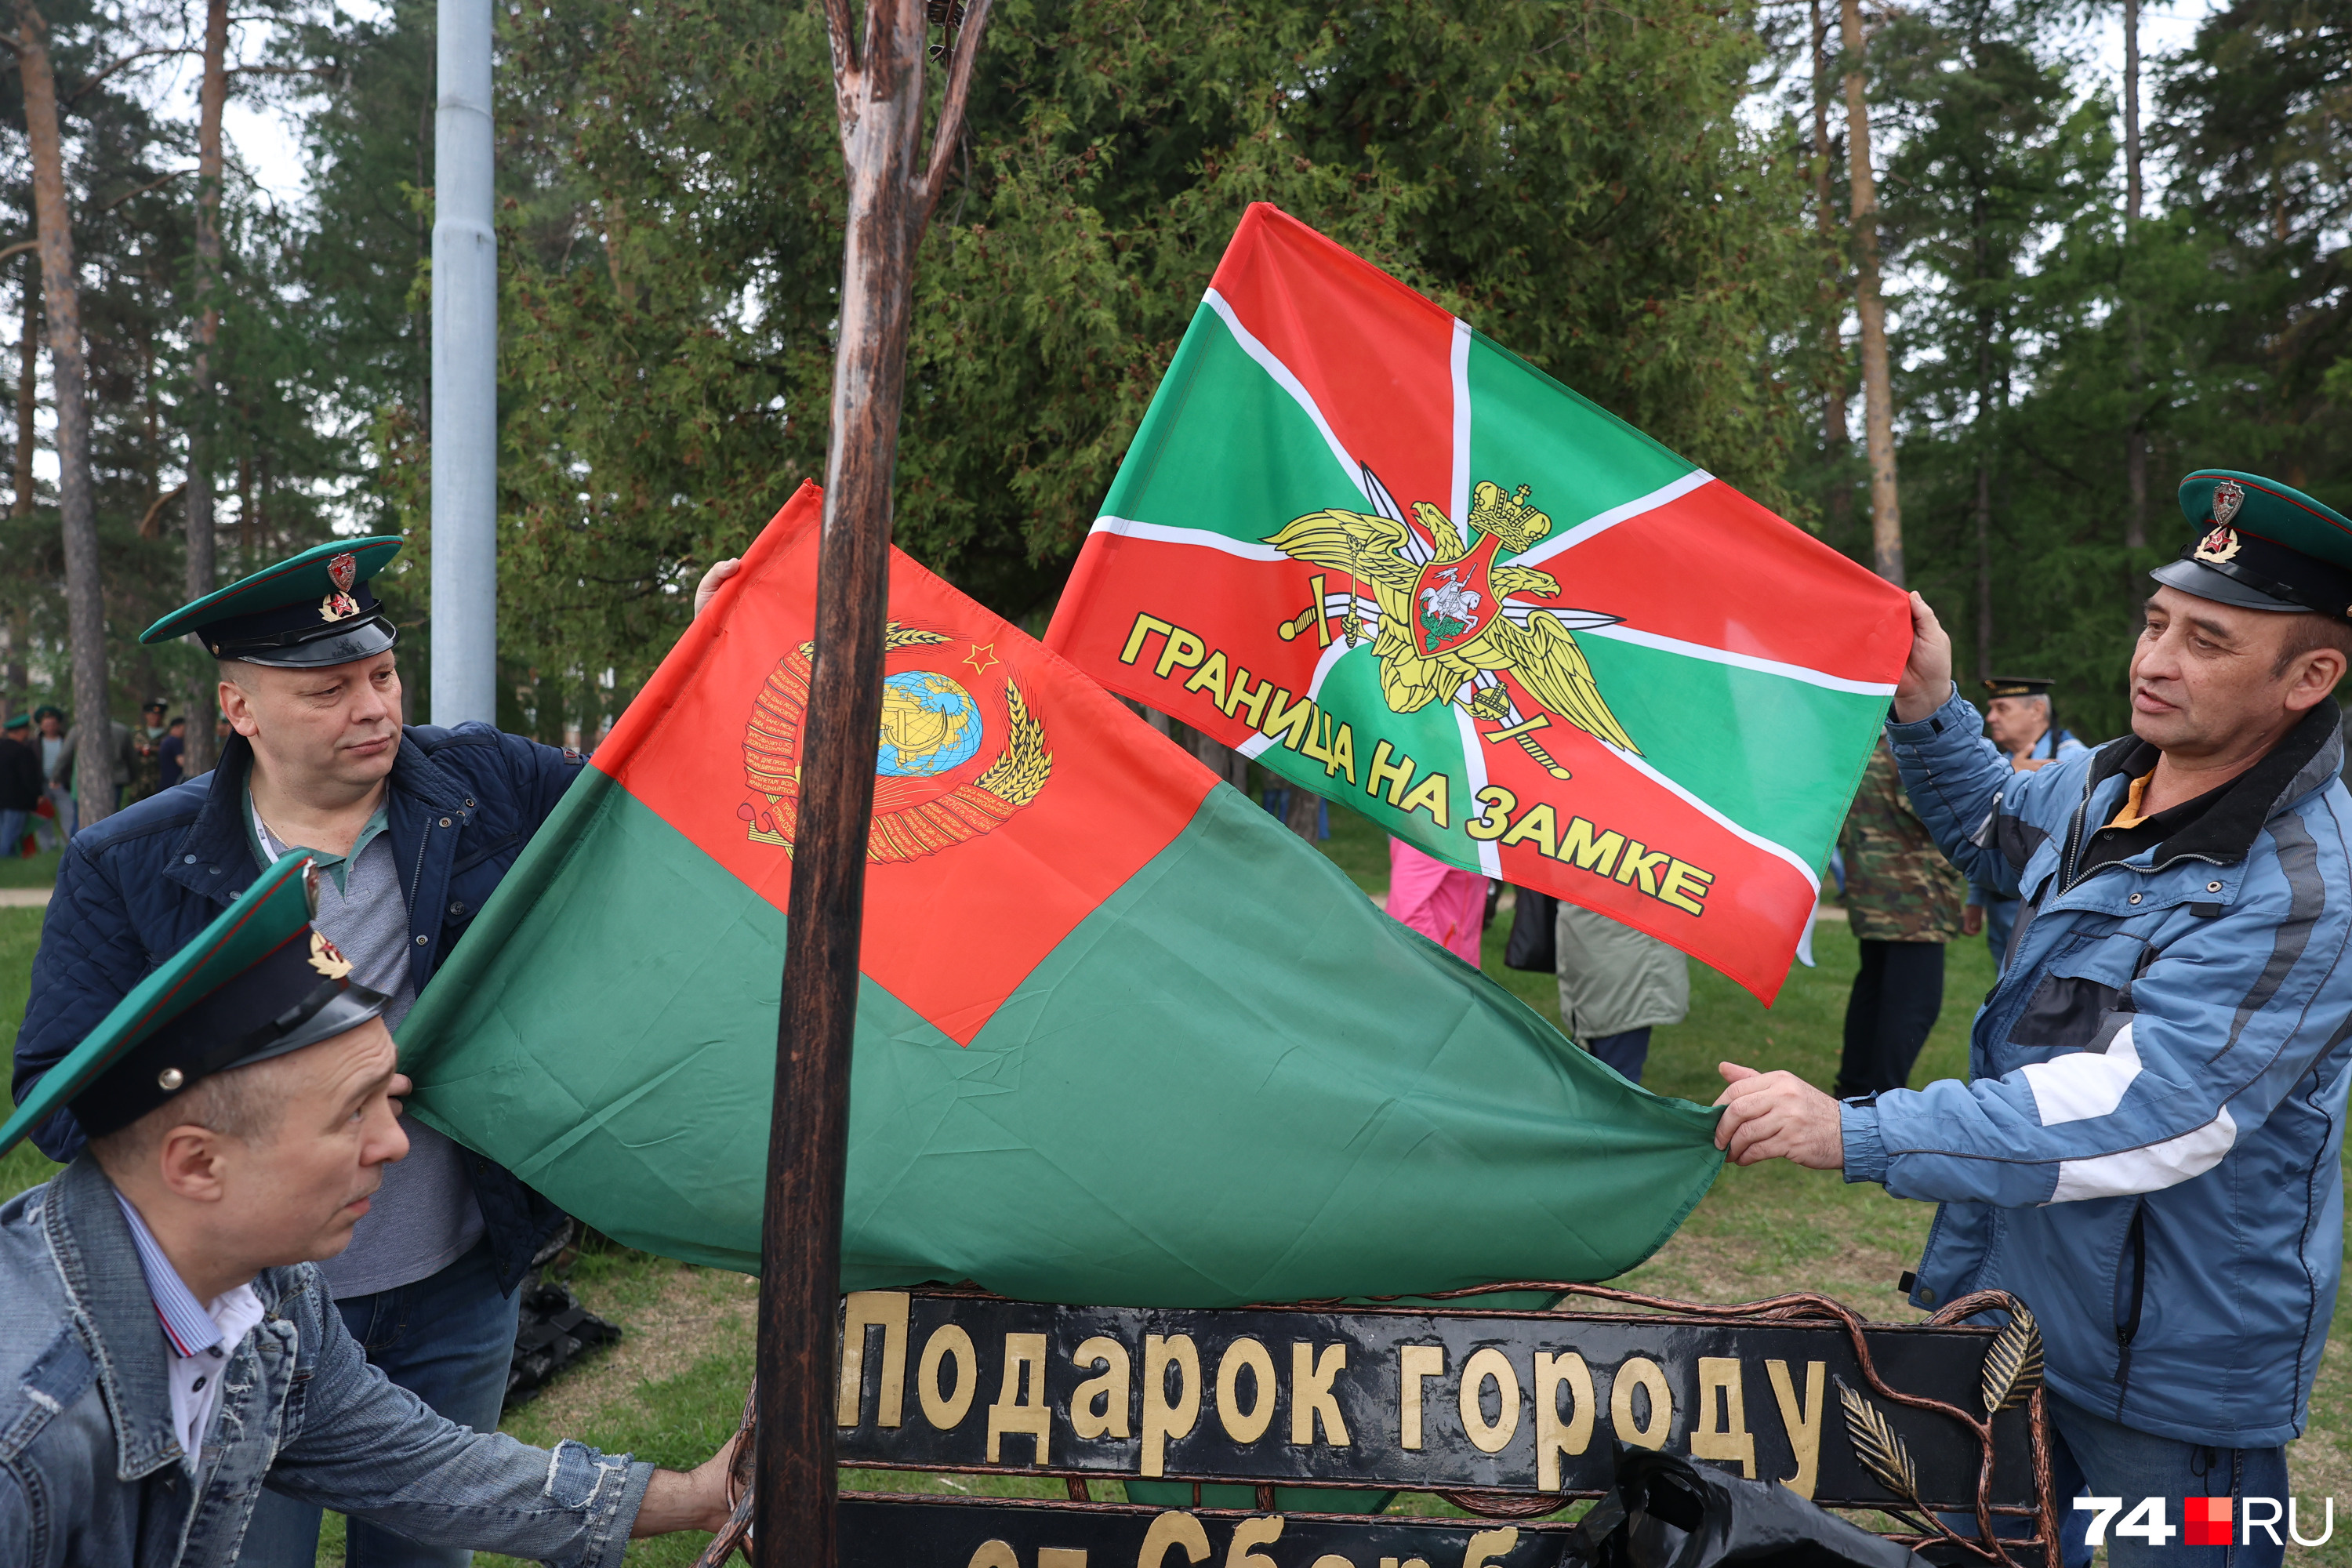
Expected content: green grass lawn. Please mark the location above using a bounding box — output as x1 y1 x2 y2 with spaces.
0 907 60 1198
0 846 62 889
5 797 2349 1564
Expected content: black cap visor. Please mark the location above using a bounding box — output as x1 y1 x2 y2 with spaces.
2150 558 2310 615
214 616 399 669
70 913 394 1141
73 978 390 1139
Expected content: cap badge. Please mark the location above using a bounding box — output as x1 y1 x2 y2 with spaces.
2212 477 2246 527
319 591 360 623
328 553 358 593
2194 524 2243 564
309 931 354 980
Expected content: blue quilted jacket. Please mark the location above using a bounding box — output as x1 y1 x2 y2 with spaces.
13 724 586 1292
1845 688 2352 1446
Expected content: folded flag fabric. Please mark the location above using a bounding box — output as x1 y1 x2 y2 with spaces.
396 481 1722 1305
1044 204 1913 1004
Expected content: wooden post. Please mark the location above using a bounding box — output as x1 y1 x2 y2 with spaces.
756 2 992 1563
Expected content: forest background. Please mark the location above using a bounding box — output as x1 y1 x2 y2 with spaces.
0 0 2343 772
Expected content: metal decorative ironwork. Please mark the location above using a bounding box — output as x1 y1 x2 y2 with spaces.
1837 1379 1923 1506
1980 1305 2045 1416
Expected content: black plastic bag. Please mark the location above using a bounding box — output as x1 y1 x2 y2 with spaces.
1563 1446 1916 1568
1504 887 1559 971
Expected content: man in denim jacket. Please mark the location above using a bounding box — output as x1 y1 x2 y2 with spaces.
1711 472 2352 1568
0 855 735 1566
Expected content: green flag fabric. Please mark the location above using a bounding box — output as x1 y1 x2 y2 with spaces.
397 483 1722 1305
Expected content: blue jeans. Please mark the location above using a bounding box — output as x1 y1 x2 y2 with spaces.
1947 1393 2287 1568
0 808 25 858
1586 1028 1650 1083
238 1242 521 1568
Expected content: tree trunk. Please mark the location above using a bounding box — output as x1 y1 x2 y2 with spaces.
13 263 33 518
1188 728 1248 792
1 613 20 718
238 445 254 564
1283 780 1321 841
1841 0 1903 586
138 327 159 528
20 0 113 828
757 2 993 1564
8 263 29 716
1973 183 1996 684
2123 0 2143 226
415 85 432 431
1810 0 1852 534
181 0 227 776
2122 0 2147 549
1974 463 1994 684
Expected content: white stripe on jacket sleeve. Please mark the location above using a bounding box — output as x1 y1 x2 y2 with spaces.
2022 1021 2238 1201
2021 1019 2144 1125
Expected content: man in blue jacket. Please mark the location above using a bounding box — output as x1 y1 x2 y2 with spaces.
1712 470 2352 1568
10 535 726 1568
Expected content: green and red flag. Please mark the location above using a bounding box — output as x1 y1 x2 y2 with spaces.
1045 205 1911 1002
396 482 1721 1305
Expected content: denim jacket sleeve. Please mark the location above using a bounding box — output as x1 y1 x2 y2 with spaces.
0 1466 31 1568
267 1277 655 1566
1842 822 2352 1207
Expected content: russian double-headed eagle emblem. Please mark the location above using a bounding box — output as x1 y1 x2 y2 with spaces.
739 622 1051 862
1263 469 1639 776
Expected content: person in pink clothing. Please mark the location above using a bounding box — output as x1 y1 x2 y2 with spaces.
1385 837 1488 964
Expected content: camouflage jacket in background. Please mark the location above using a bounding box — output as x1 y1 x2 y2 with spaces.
1837 740 1966 942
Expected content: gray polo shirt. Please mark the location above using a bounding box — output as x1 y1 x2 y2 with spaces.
251 793 486 1298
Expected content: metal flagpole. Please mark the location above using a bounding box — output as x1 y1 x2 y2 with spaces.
430 0 497 725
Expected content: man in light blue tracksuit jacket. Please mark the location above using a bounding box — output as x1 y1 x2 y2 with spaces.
1715 470 2352 1568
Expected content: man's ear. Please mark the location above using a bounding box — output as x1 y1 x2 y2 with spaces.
2286 647 2349 713
155 1124 234 1203
217 669 260 738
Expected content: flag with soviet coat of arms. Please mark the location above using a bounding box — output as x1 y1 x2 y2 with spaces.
394 481 1722 1304
1045 204 1915 1002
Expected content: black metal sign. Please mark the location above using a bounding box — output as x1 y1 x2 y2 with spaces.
832 1287 2042 1512
840 1494 1577 1568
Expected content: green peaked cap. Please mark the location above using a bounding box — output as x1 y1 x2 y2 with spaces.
142 536 405 666
0 852 390 1157
2155 470 2352 622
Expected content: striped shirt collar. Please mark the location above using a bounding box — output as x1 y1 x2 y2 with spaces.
113 1191 226 1359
